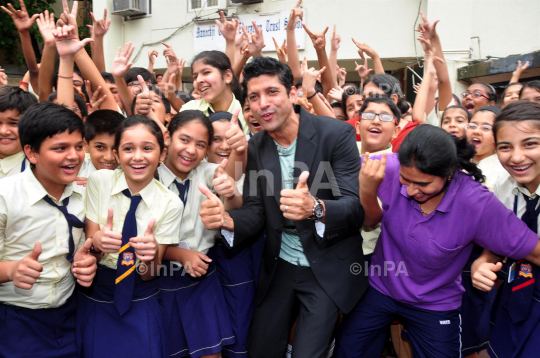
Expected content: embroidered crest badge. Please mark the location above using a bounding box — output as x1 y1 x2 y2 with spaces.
519 263 533 278
121 252 135 266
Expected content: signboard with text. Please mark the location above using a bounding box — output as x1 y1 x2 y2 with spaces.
193 9 306 55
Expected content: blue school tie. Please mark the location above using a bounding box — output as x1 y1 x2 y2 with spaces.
174 179 190 207
508 193 540 323
42 196 85 262
114 189 142 316
20 158 26 172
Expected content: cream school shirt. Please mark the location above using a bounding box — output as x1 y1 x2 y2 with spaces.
477 154 507 193
180 95 250 136
494 171 540 232
77 153 97 179
0 151 29 180
158 162 219 255
0 169 85 308
85 169 182 270
360 146 393 256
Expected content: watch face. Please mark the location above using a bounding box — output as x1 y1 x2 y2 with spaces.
315 204 324 218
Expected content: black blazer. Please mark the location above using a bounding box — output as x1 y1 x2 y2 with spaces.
227 106 367 314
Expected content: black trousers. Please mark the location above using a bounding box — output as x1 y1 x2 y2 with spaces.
247 258 340 358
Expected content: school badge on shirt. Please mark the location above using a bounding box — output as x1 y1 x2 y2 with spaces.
519 263 533 278
121 252 135 266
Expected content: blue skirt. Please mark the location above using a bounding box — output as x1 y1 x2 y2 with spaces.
461 250 496 356
0 293 77 358
488 284 540 358
76 265 167 358
160 246 235 357
215 240 257 358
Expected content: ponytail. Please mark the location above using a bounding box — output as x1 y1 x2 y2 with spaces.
398 124 484 183
452 135 485 183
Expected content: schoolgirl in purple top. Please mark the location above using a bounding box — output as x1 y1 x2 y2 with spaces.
336 124 540 358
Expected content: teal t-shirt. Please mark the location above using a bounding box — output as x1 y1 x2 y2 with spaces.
274 138 309 267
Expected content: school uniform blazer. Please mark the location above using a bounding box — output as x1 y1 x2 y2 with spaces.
226 105 367 314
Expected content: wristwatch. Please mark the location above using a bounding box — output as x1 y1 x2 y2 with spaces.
309 196 324 221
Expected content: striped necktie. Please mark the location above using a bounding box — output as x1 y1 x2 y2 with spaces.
508 193 540 323
42 196 85 262
114 189 142 316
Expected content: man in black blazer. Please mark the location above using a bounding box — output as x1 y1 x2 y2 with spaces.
199 57 367 358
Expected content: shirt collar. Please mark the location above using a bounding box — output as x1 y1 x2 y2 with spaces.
200 93 239 114
158 163 194 187
0 151 25 174
23 167 83 206
360 144 393 158
399 170 462 214
111 170 156 205
513 181 540 199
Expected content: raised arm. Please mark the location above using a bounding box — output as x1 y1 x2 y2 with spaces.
242 21 265 58
89 9 111 72
286 0 303 83
2 0 40 94
54 24 93 110
147 50 158 74
302 57 334 117
215 10 238 66
111 42 136 115
417 12 452 111
352 39 385 75
510 60 530 84
355 52 373 87
303 24 332 97
328 25 341 89
36 10 56 102
412 47 444 124
273 37 288 64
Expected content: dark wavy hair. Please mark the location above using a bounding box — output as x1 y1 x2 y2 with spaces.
398 124 484 183
114 115 165 153
364 74 410 115
192 51 242 100
242 56 294 96
493 100 540 143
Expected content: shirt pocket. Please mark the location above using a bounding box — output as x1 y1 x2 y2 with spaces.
420 239 463 270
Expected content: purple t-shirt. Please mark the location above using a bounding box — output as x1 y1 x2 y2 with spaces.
367 153 538 311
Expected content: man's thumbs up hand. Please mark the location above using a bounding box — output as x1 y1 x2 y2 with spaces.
280 171 318 221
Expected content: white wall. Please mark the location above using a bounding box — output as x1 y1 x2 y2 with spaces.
94 0 540 91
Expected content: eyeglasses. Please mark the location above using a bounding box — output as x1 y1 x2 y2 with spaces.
360 112 396 123
461 92 489 100
465 123 492 133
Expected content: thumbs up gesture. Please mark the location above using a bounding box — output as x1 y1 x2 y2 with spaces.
12 242 43 290
199 183 228 230
225 108 247 153
93 208 123 253
72 239 97 287
134 74 152 116
280 171 317 221
130 219 158 262
212 159 237 199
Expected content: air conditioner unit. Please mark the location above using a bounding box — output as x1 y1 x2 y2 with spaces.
112 0 148 16
230 0 263 5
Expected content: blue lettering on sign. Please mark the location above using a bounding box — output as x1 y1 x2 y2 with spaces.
283 18 302 29
239 21 262 34
266 19 280 32
196 25 216 39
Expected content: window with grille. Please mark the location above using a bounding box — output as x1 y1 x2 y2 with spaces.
191 0 217 9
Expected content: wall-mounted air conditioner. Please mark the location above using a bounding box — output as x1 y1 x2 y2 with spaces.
112 0 148 17
230 0 263 5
